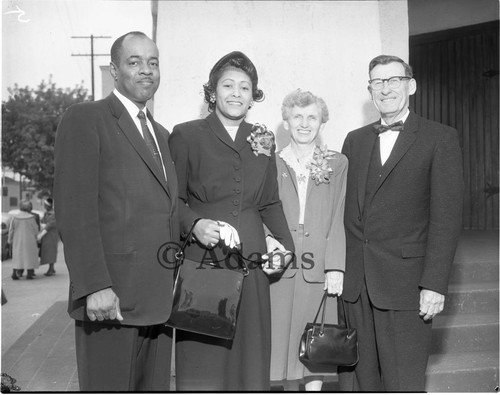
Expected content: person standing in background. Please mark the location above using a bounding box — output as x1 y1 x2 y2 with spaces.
339 54 463 391
8 200 39 280
37 197 59 276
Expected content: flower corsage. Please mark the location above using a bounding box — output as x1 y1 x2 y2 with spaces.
247 123 275 157
306 145 334 185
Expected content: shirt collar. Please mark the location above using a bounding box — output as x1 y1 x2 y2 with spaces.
113 88 149 120
381 108 410 126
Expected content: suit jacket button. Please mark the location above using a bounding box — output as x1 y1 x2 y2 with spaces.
233 153 240 159
364 239 369 244
304 232 310 237
231 210 238 216
358 216 362 221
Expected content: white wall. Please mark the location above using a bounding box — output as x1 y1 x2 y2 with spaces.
408 0 498 36
154 0 408 151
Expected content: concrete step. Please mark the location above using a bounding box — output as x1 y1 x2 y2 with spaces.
448 259 499 285
443 282 499 315
432 313 499 354
426 350 499 392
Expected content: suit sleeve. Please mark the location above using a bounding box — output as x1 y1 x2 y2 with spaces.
420 127 464 295
325 155 348 272
54 104 112 300
168 125 200 235
258 147 294 253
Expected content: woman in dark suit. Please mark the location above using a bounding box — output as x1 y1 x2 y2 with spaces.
269 90 347 391
169 51 294 391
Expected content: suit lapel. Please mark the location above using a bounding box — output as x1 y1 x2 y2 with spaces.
373 112 418 194
357 126 378 216
107 94 170 196
149 115 175 200
278 155 299 197
206 112 238 151
235 121 251 152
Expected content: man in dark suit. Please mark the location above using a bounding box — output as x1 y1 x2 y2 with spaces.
54 31 179 391
339 55 463 391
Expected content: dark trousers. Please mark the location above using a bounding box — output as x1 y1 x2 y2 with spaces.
338 280 433 392
75 320 173 391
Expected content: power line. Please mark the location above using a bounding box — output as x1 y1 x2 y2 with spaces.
71 35 111 100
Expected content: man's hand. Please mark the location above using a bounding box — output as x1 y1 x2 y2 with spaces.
419 289 445 321
86 288 123 322
262 236 293 275
325 270 344 296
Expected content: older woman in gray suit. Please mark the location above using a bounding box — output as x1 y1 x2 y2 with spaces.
268 90 347 391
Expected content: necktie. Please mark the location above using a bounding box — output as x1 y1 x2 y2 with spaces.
137 110 164 176
373 120 404 134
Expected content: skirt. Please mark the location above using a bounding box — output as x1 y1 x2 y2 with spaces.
270 225 338 381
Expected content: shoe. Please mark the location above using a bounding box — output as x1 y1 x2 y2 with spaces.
26 270 35 280
44 271 55 277
11 274 19 280
11 270 19 280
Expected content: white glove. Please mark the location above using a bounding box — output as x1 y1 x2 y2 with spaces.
217 221 241 250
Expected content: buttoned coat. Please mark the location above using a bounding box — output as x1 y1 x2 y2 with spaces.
342 111 463 310
275 151 348 281
168 112 293 390
54 93 180 326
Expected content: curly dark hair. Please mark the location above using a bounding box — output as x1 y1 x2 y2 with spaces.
203 51 264 112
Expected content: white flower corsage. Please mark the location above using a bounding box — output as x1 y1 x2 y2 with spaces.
247 123 275 157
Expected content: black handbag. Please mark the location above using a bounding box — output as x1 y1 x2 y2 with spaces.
165 219 249 340
299 291 358 367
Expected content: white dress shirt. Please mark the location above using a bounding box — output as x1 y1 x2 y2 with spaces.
379 108 410 165
113 89 166 178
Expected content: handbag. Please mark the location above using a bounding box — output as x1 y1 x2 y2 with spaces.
299 291 358 367
165 219 249 340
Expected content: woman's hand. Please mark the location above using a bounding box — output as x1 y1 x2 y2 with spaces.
325 270 344 296
192 219 241 249
192 219 220 248
262 236 293 276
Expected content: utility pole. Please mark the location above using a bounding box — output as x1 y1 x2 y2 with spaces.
71 35 111 100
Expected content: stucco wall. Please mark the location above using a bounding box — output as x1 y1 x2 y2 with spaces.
154 0 408 151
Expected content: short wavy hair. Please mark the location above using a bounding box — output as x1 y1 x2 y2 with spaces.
281 89 329 123
368 55 413 78
203 51 264 112
20 200 32 213
110 31 148 66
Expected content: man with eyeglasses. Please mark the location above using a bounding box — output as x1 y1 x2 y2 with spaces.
339 55 463 391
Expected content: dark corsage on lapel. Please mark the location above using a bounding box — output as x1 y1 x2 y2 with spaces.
247 123 275 157
306 145 334 185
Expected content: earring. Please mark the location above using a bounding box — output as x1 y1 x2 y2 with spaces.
209 94 216 104
248 101 255 109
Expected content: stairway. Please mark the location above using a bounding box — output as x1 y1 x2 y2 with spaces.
425 230 499 392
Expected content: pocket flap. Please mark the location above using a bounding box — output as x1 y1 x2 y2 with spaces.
401 244 426 258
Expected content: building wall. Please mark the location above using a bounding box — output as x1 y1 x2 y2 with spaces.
408 0 498 36
154 0 408 151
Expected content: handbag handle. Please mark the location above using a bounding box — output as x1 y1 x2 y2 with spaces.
312 291 351 335
173 218 249 276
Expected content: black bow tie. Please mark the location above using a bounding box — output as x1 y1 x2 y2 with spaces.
373 121 404 134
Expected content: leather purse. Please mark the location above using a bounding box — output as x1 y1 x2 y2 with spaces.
165 219 248 340
299 291 358 367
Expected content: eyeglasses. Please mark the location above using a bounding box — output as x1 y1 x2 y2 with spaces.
368 76 412 91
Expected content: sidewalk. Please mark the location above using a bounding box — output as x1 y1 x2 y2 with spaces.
1 243 79 391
